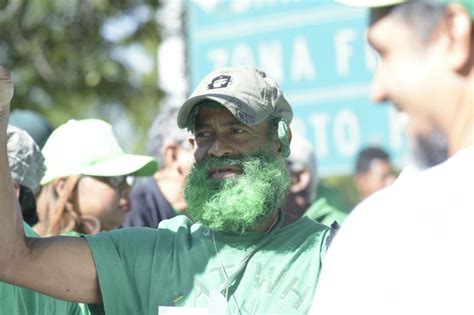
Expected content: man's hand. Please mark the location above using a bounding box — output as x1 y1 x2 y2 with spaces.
0 65 14 109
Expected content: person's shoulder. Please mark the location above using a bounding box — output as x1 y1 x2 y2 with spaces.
305 197 348 226
157 214 194 232
394 147 473 197
283 216 331 238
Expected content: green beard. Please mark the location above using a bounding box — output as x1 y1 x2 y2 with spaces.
184 153 291 233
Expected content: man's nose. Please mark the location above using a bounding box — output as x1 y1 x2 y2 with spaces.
370 66 388 103
207 137 233 157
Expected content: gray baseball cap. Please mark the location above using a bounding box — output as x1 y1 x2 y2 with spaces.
7 125 46 193
177 66 293 129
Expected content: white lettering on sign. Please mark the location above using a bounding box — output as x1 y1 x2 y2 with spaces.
205 28 374 86
309 110 360 160
334 109 360 156
309 114 330 159
291 37 316 82
258 41 284 83
335 29 356 77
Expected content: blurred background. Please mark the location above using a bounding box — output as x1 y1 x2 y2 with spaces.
0 0 410 211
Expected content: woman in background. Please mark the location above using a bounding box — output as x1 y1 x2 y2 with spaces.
35 119 157 236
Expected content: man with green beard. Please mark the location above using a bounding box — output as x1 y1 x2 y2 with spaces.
0 65 332 314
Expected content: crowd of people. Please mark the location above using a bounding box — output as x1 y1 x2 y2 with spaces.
0 0 472 314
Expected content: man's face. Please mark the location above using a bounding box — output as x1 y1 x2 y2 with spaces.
368 11 449 168
191 105 278 164
184 104 290 233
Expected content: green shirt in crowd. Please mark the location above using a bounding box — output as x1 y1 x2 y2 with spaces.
0 223 82 315
304 197 348 227
85 215 331 314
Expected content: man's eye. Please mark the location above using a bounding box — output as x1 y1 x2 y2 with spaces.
196 131 211 138
231 127 245 134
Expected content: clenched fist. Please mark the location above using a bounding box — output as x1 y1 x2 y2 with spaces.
0 65 14 110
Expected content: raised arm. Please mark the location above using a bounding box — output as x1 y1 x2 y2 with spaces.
0 65 101 304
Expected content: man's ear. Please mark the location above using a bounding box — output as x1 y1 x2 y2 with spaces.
78 214 101 235
52 177 71 199
443 4 473 74
162 143 179 166
273 136 281 153
275 127 292 154
188 137 196 149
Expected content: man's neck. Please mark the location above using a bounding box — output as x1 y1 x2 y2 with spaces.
253 210 280 232
154 170 187 213
448 79 474 155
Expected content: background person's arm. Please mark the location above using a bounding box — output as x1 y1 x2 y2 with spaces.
0 65 101 304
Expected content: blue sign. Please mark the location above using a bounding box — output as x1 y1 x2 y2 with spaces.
186 0 409 176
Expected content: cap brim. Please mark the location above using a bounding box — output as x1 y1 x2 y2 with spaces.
336 0 405 7
81 154 157 177
178 94 240 128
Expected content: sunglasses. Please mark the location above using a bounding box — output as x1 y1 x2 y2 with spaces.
95 175 136 189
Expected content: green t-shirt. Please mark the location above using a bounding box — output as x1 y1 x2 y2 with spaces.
0 223 82 315
304 197 348 227
85 215 331 314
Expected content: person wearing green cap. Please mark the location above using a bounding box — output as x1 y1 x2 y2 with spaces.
33 118 157 236
310 1 474 314
0 65 334 314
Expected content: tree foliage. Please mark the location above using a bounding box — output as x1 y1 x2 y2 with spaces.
0 0 163 152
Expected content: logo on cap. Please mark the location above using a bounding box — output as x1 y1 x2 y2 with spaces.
207 75 232 89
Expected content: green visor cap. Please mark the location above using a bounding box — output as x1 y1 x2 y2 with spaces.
177 66 293 129
41 119 157 185
338 0 474 18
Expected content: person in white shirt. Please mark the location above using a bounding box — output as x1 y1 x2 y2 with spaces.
310 0 474 314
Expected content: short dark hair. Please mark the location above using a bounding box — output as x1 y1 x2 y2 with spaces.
370 0 448 43
19 185 38 226
355 147 391 174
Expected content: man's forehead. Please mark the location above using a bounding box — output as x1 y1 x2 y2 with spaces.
195 103 242 126
367 8 412 51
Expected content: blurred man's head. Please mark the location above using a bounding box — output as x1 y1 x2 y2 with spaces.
285 132 318 221
355 146 396 200
365 0 474 169
146 105 195 213
147 105 194 173
178 66 293 233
